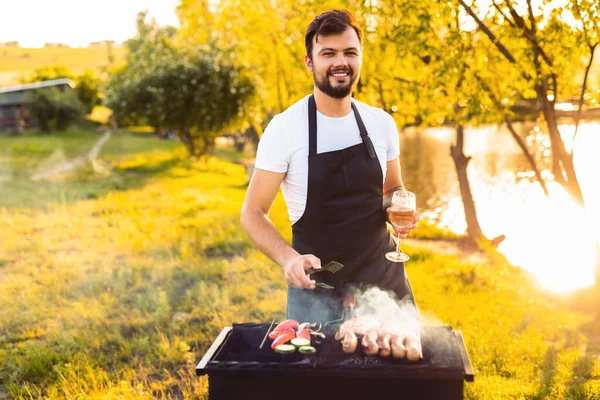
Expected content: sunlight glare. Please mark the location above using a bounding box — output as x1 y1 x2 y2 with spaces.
494 184 597 293
437 122 600 293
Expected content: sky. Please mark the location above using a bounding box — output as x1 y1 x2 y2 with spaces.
0 0 181 48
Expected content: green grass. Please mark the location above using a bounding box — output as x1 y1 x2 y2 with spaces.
0 128 182 208
0 130 599 398
410 217 461 240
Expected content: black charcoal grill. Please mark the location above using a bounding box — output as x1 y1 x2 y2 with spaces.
196 322 474 400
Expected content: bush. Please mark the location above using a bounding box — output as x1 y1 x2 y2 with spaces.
25 88 86 132
20 65 103 115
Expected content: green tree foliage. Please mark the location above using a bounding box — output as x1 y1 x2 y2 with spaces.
176 0 332 129
105 12 254 157
20 65 103 115
122 11 178 63
71 70 102 114
19 65 73 84
175 1 599 253
184 0 596 198
453 0 596 206
25 88 86 132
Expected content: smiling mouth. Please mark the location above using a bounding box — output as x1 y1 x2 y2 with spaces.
329 70 351 78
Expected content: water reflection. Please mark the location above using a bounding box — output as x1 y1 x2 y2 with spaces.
400 121 600 293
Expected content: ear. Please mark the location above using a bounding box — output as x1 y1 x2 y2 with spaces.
304 55 312 71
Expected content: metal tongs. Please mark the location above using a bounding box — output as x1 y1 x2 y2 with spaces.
324 292 357 328
306 261 344 289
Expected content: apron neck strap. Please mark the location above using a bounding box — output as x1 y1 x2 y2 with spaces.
351 101 377 159
308 95 318 156
308 94 376 159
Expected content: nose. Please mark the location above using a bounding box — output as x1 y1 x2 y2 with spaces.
333 53 349 67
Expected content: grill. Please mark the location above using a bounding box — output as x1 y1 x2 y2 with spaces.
196 322 474 400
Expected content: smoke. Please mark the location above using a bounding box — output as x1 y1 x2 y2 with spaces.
348 286 460 356
353 286 409 321
350 286 420 337
288 288 345 324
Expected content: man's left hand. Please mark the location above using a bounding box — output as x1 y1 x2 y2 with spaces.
387 209 419 239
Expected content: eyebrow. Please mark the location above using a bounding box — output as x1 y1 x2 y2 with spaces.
318 47 360 53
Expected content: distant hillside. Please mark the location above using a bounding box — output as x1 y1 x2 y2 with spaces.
0 46 126 86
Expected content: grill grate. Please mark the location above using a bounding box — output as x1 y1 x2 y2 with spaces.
206 323 315 370
201 322 469 380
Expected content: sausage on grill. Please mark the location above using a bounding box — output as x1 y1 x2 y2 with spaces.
341 331 358 353
391 334 407 359
405 333 422 361
377 333 392 357
361 329 379 356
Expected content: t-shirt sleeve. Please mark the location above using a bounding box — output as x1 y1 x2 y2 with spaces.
385 112 400 161
255 115 289 173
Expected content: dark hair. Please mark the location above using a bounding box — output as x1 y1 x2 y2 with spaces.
305 10 363 60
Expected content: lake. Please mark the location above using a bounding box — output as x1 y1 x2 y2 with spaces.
400 121 600 293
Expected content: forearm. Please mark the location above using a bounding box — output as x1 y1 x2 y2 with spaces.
241 207 299 269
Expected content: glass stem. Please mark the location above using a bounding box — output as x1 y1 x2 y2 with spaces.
396 235 401 254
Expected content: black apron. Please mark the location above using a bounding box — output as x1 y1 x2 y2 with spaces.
287 95 415 323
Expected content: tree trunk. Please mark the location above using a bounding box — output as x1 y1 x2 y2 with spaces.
504 116 549 197
178 127 196 157
535 86 585 205
378 80 388 113
573 43 597 144
469 69 549 197
241 125 260 152
246 125 260 147
203 136 215 156
450 125 485 244
233 131 245 152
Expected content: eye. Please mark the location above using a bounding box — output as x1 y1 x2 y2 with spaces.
346 52 358 57
323 52 334 56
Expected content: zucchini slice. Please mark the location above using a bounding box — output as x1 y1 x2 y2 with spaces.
275 344 296 354
298 346 317 354
290 338 311 348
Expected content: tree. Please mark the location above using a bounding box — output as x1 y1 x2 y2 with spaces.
43 43 70 48
570 0 600 141
176 0 332 139
455 0 600 283
105 12 255 157
74 70 103 114
103 11 181 129
176 0 598 255
19 65 73 84
456 0 593 206
0 41 20 48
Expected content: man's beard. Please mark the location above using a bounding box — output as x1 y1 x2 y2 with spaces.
313 66 358 99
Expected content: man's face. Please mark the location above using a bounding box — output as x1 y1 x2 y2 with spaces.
305 27 362 99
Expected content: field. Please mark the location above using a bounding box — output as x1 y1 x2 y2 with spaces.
1 45 599 92
0 130 599 398
0 46 127 86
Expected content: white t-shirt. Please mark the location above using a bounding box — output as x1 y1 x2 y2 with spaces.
255 95 400 224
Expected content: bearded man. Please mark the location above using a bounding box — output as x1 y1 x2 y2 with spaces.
241 9 419 322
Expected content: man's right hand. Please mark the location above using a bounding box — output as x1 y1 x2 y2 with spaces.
284 255 321 289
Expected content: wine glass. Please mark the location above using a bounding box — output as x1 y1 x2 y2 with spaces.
385 190 416 262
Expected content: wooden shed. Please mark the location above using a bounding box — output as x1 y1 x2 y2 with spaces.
0 78 75 133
